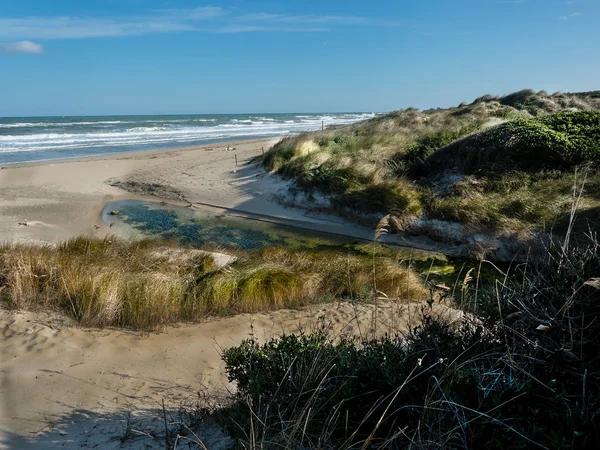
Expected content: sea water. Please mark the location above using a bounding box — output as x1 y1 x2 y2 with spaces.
0 113 375 164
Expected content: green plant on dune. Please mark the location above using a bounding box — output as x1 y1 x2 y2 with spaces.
425 111 600 176
0 238 428 329
262 94 600 240
221 238 600 449
399 122 484 171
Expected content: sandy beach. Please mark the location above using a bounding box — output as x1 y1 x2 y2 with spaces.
0 139 279 244
0 138 403 246
0 140 450 448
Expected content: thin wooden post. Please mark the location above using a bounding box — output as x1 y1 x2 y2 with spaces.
261 146 264 155
235 154 238 166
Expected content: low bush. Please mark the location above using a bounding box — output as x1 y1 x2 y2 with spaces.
400 123 483 170
222 239 600 449
422 111 600 177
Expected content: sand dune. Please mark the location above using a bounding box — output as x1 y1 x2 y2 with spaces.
0 302 462 449
0 140 458 448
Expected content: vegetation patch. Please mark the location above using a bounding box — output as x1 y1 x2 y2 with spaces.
220 239 600 449
262 91 600 244
421 111 600 177
0 237 428 329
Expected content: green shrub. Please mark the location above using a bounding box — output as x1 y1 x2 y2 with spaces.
423 111 600 177
403 124 483 167
223 316 490 448
222 240 600 449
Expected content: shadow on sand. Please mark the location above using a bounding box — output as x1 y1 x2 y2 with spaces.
1 401 231 449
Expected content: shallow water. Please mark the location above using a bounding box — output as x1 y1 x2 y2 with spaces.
102 200 358 251
101 200 506 299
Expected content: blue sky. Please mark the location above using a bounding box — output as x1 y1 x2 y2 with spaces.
0 0 598 116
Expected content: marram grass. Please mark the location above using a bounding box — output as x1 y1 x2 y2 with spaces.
0 237 428 329
262 92 600 237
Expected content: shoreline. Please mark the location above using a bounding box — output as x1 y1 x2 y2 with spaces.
0 136 456 255
0 137 391 247
0 137 278 169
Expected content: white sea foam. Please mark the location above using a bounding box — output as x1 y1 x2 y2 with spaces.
0 113 376 158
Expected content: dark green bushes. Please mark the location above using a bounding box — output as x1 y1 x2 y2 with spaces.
222 240 600 449
223 317 492 448
423 111 600 177
395 123 483 174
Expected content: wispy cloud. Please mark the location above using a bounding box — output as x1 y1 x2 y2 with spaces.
0 7 224 40
236 13 398 26
0 40 43 54
559 12 584 20
0 7 404 40
218 25 330 34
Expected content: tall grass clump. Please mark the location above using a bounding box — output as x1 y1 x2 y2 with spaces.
220 237 600 449
0 237 213 328
0 238 427 329
198 246 428 315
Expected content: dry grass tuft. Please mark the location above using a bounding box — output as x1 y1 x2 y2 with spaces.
0 237 212 328
0 237 428 329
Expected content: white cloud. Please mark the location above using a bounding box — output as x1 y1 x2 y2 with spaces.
0 7 404 40
237 13 402 27
218 24 329 34
158 7 225 21
559 12 583 20
0 40 43 54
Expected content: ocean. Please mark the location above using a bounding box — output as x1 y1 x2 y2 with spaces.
0 113 375 164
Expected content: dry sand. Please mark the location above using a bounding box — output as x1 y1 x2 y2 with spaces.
0 140 455 448
0 302 461 449
0 138 383 245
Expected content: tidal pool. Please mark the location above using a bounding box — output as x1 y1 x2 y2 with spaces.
101 200 363 251
101 200 465 281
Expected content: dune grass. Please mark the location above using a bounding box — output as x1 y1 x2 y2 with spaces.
219 237 600 449
0 237 215 328
262 91 600 243
0 237 428 329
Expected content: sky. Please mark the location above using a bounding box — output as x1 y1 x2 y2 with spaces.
0 0 598 117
